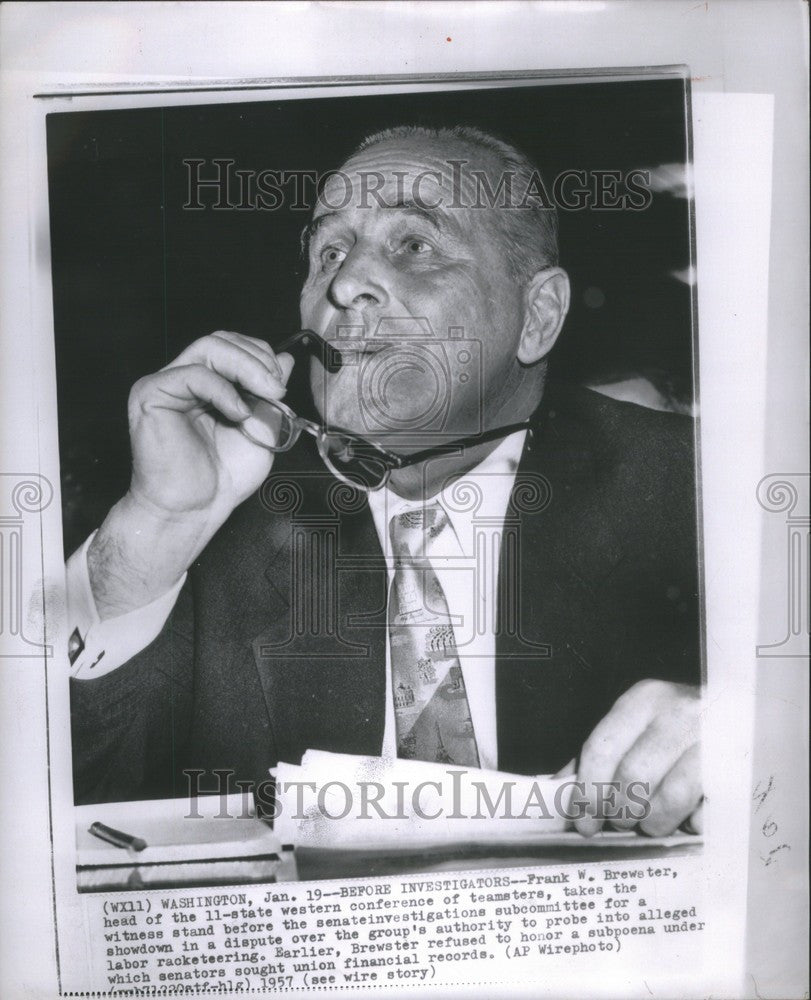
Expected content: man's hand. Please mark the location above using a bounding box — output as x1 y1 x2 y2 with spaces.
87 332 293 619
128 331 292 521
567 680 703 837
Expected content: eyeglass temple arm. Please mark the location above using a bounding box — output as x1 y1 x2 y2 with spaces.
386 419 534 470
276 329 343 373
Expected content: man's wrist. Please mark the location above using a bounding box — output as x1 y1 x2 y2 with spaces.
68 530 187 677
87 493 208 619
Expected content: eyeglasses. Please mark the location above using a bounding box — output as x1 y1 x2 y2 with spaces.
240 395 532 493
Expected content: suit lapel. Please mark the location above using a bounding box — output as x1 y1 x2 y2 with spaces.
251 477 388 766
496 389 627 775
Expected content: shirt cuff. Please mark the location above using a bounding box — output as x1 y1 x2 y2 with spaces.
66 532 186 680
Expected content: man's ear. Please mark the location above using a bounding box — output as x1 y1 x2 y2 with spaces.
517 267 570 365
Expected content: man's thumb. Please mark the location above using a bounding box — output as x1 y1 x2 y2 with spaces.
276 351 295 385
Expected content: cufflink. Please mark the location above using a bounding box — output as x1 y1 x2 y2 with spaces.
68 627 85 665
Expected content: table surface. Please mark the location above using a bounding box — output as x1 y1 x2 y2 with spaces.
293 840 702 882
76 797 702 889
77 838 701 891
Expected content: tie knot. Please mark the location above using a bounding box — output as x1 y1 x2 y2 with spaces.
389 501 449 559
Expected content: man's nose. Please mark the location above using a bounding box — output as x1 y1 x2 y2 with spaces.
327 245 390 312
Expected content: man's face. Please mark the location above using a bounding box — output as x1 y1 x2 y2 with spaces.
299 137 530 451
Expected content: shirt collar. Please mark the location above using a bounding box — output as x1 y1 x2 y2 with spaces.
367 429 527 558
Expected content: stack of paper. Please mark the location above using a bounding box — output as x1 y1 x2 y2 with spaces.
271 751 702 854
273 751 575 850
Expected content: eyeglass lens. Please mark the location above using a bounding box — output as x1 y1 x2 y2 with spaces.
319 431 391 491
239 396 297 452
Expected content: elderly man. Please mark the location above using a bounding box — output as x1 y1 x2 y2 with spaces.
68 125 702 837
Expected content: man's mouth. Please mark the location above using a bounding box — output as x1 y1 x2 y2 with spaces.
339 341 390 356
320 340 393 372
278 329 394 371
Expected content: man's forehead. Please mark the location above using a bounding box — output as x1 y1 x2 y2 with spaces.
340 134 496 175
314 136 502 219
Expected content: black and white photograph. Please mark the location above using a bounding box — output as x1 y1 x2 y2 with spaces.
51 75 704 892
0 3 807 999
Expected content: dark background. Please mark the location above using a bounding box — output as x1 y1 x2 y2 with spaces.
47 79 694 555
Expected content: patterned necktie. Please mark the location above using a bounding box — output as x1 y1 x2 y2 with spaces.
388 502 480 767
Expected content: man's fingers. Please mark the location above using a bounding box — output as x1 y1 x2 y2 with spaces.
209 330 282 377
200 332 294 389
165 336 288 402
682 800 703 835
277 352 295 384
573 682 663 834
573 681 702 837
607 714 695 831
639 743 702 837
573 689 652 836
141 365 252 422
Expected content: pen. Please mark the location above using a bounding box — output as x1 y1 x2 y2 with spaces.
89 821 147 852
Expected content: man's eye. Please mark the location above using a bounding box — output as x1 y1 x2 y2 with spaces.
320 246 347 270
400 237 432 255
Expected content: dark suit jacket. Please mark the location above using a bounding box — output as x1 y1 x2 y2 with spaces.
71 384 702 805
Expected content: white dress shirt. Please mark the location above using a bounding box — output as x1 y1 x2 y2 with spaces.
366 431 526 770
67 430 527 770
